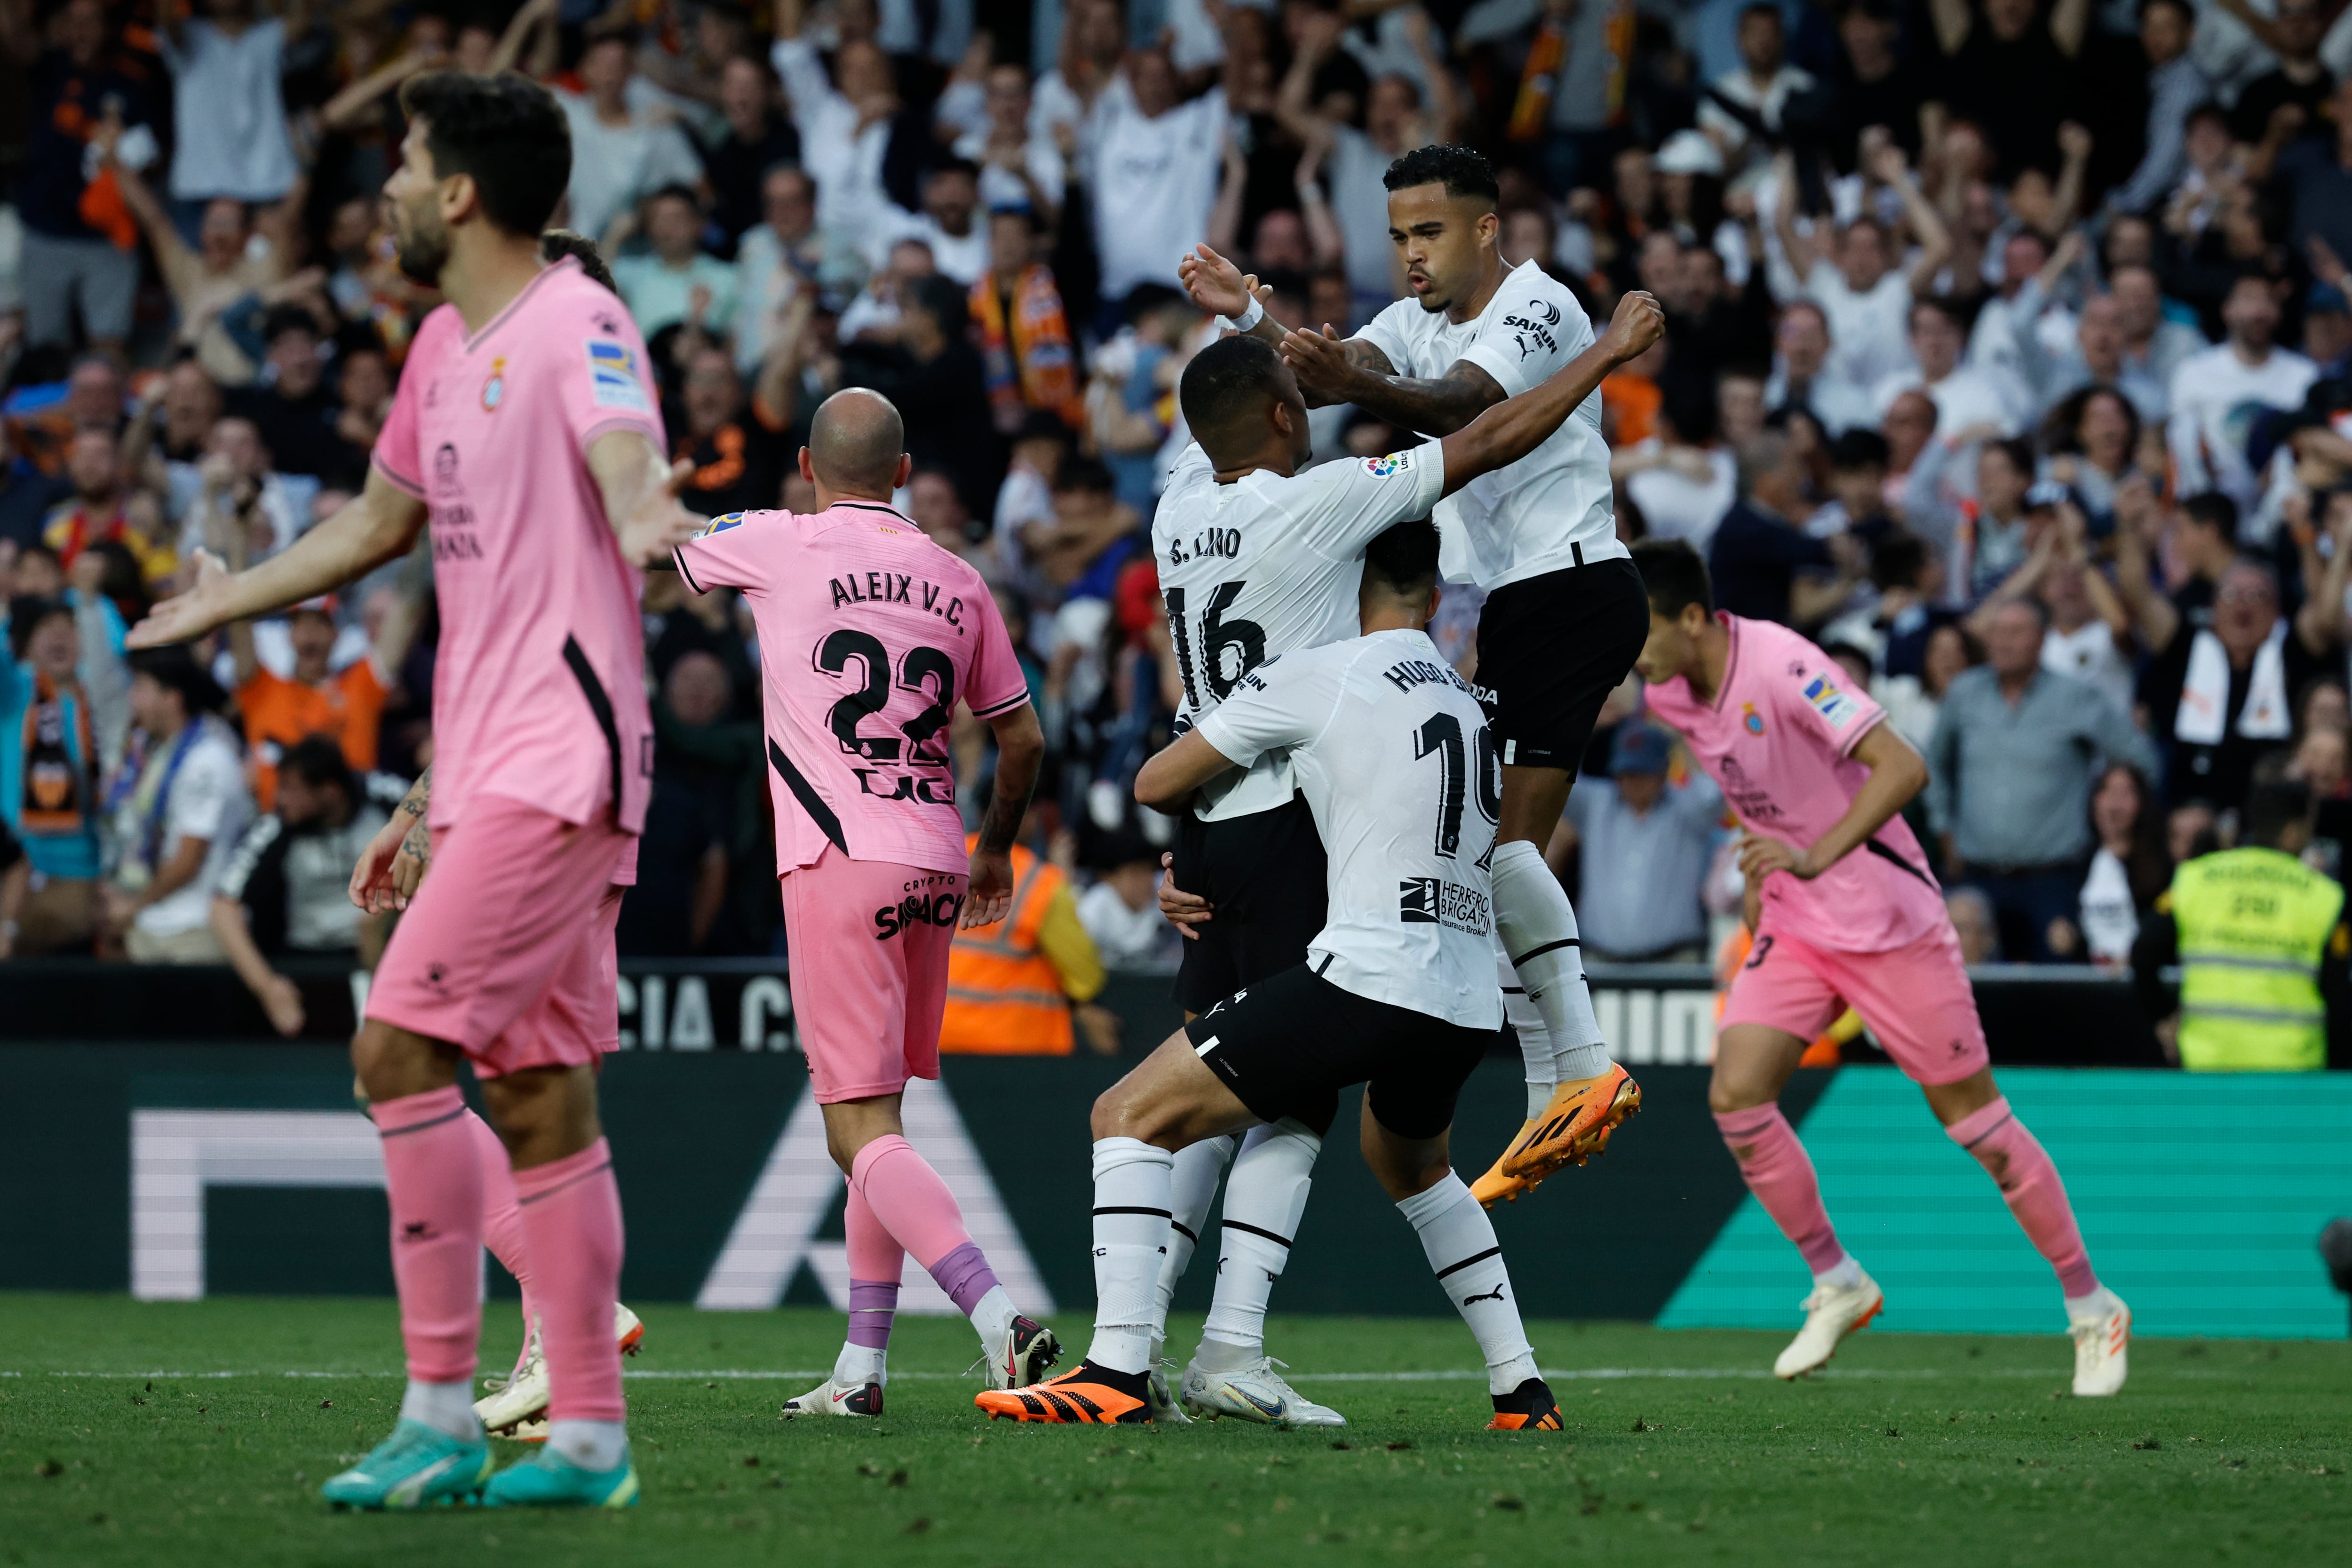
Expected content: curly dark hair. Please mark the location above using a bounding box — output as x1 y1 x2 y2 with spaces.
1382 144 1499 206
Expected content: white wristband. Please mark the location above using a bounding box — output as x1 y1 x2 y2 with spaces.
1226 295 1265 333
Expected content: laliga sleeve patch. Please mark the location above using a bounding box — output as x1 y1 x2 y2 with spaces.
585 338 652 412
702 511 748 535
1364 451 1413 478
1799 670 1861 730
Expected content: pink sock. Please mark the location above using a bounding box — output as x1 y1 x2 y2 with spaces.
1945 1098 2100 1299
1715 1105 1848 1275
845 1186 904 1350
463 1108 538 1371
371 1085 484 1385
514 1138 627 1423
849 1134 1001 1316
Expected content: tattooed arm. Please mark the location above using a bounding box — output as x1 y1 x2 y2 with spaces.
349 765 430 914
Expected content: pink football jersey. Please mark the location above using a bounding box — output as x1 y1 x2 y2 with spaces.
673 500 1031 876
1644 613 1946 954
372 258 663 835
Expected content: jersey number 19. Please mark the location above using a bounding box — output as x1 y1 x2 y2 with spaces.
1414 711 1502 863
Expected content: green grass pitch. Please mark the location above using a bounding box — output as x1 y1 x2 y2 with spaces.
2 1294 2347 1567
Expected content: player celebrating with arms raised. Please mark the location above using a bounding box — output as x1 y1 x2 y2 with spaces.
1629 539 2129 1395
132 74 703 1507
667 390 1061 1417
1184 145 1642 1204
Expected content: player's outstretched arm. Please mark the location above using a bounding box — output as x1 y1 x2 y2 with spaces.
965 704 1046 930
127 469 427 648
1736 721 1929 883
1135 730 1242 815
350 764 430 914
588 433 705 568
1433 290 1663 498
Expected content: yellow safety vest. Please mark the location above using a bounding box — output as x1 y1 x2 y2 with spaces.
2169 847 2343 1072
939 839 1075 1055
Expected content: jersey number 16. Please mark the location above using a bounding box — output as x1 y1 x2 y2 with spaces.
1166 581 1267 707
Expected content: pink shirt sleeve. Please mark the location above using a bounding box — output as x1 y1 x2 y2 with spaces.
370 313 441 497
1767 631 1887 759
559 297 667 456
672 509 780 595
961 573 1031 721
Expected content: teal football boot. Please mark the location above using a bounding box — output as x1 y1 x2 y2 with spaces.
320 1418 492 1510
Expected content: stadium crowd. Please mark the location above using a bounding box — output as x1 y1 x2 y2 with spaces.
7 0 2352 1015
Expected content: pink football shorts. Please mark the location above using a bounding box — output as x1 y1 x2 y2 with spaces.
780 846 964 1103
1719 919 1990 1085
367 793 633 1079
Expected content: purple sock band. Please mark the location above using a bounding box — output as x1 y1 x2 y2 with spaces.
847 1279 899 1350
927 1241 1001 1318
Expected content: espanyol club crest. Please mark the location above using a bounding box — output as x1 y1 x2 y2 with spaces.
481 357 507 411
1742 702 1764 735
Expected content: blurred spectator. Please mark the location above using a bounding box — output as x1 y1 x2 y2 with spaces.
225 592 406 813
1708 429 1861 626
1087 286 1194 522
958 61 1066 219
842 273 999 514
975 207 1083 434
939 817 1116 1056
1027 456 1139 599
731 166 869 374
1765 299 1874 435
2106 0 2207 216
620 652 739 958
1775 138 1952 393
671 344 790 520
2167 275 2317 513
1928 597 2154 961
1947 883 2001 964
697 54 801 251
556 29 704 247
1696 2 1812 179
2135 555 2334 810
0 568 126 955
0 419 73 549
1075 834 1181 974
871 161 988 285
159 0 297 215
615 185 739 342
44 426 174 588
1548 722 1722 963
181 416 299 575
2078 761 2170 968
2273 77 2352 269
2110 263 2208 395
109 151 300 387
839 235 937 343
1875 298 2026 438
2226 0 2335 148
104 646 248 964
8 0 157 357
209 736 395 1035
226 305 345 485
1611 380 1735 549
770 0 905 247
1926 0 2090 181
1088 47 1226 312
1969 499 2136 716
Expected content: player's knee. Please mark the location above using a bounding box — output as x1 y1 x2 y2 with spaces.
1089 1084 1177 1147
1707 1072 1776 1116
348 1021 451 1104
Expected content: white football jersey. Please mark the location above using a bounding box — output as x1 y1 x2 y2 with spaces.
1354 259 1622 591
1195 629 1503 1029
1153 441 1446 821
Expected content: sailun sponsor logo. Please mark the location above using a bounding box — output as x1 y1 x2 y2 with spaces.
1399 876 1490 934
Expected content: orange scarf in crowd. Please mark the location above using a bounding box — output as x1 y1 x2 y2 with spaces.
972 265 1082 430
1507 2 1633 141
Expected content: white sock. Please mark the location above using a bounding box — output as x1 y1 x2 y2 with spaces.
399 1378 483 1441
2065 1284 2120 1323
1501 944 1556 1118
1813 1254 1864 1291
832 1341 887 1387
1088 1137 1175 1375
547 1418 628 1471
969 1284 1018 1351
1490 840 1612 1082
1150 1133 1237 1364
1398 1173 1538 1395
1199 1119 1320 1356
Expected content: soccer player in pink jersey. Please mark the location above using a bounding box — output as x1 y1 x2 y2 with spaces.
1628 539 2130 1398
130 74 704 1508
667 388 1061 1418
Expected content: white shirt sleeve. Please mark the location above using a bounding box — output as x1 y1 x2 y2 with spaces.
1457 280 1582 398
1351 301 1417 377
1293 445 1449 558
1193 645 1350 770
771 36 844 135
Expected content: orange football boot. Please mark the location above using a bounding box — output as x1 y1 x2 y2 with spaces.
974 1361 1152 1425
1469 1129 1543 1209
1486 1376 1564 1431
1500 1064 1642 1183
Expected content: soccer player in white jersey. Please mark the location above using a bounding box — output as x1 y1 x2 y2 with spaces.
1182 145 1644 1207
1136 289 1664 1425
977 519 1564 1430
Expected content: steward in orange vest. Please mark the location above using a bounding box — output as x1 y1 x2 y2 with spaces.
940 835 1107 1054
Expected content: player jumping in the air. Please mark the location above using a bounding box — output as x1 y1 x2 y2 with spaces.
1136 281 1665 1425
132 73 705 1507
1629 539 2130 1395
1182 144 1643 1207
978 520 1561 1430
666 389 1060 1419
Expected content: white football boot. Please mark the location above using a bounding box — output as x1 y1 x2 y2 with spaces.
781 1377 886 1418
1772 1270 1884 1380
1145 1367 1193 1425
2068 1289 2131 1397
476 1304 645 1436
1180 1356 1347 1427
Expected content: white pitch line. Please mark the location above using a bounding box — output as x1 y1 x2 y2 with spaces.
3 1365 2101 1383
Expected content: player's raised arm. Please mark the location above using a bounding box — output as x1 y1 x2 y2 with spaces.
127 468 428 648
587 432 704 568
1433 290 1662 499
1135 728 1244 815
1736 719 1930 883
